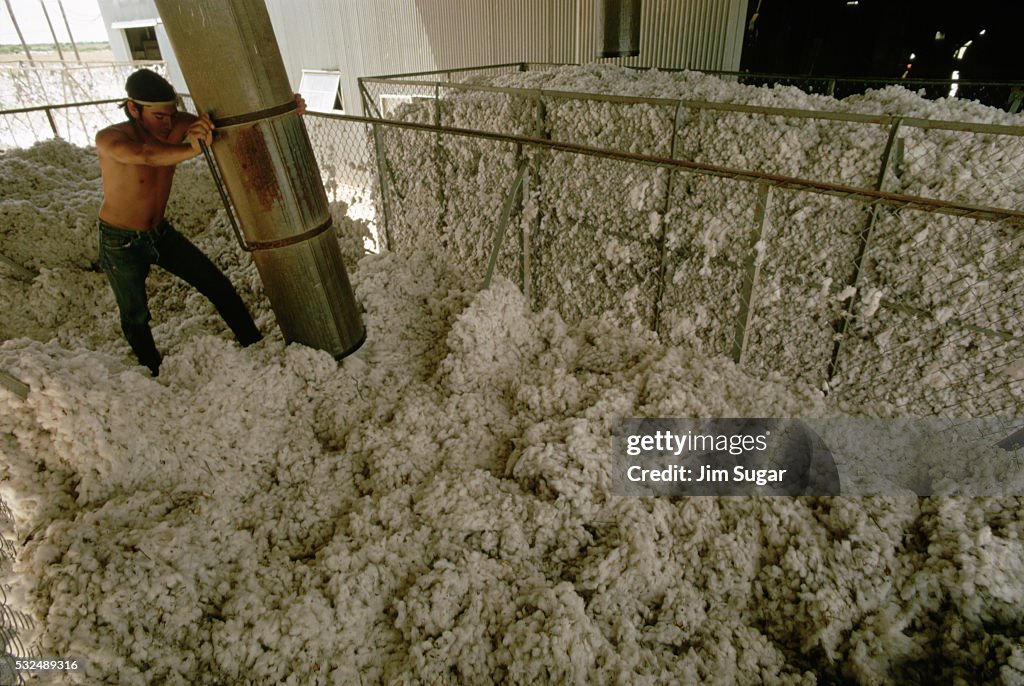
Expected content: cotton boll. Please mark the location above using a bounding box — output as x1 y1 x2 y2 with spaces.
859 288 884 318
835 285 857 302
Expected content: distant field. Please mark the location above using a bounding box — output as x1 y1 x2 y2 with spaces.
0 42 115 63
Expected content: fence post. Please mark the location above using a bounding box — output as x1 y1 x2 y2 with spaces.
0 253 36 282
522 91 548 306
370 124 393 251
44 106 59 138
433 82 447 251
482 159 528 290
732 183 773 365
358 78 380 118
3 0 33 64
652 100 682 335
360 78 395 250
826 117 903 387
56 0 81 62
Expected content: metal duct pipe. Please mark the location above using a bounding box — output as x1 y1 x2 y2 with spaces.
596 0 642 58
153 0 364 359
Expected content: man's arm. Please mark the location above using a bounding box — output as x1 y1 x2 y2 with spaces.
95 115 214 167
96 127 196 167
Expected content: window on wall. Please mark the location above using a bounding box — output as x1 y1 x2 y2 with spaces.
111 19 162 61
298 70 343 113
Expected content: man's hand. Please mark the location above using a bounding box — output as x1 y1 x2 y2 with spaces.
185 113 214 152
295 93 307 116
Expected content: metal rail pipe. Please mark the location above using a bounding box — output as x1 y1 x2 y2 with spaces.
153 0 364 359
324 112 1024 225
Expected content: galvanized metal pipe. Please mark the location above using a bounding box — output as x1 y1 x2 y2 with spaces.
38 0 65 61
2 0 33 63
56 1 81 62
153 0 364 359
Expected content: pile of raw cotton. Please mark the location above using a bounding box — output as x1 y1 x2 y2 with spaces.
1 123 1023 683
378 65 1024 415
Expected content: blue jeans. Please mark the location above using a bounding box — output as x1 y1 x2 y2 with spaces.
98 219 261 375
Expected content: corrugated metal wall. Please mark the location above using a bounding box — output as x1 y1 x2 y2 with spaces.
100 0 747 115
576 0 747 70
264 0 435 116
264 0 748 115
414 0 577 66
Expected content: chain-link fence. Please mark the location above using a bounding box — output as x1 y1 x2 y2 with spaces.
0 62 169 150
360 62 1024 113
355 67 1024 417
303 113 378 226
0 98 126 149
1 494 34 686
0 61 163 110
2 71 1020 418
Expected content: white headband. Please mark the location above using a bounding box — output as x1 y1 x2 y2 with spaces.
128 98 177 107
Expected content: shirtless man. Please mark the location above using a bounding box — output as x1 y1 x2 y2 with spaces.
96 69 261 376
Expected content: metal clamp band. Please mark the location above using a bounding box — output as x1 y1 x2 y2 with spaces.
200 140 330 253
211 99 299 130
243 216 334 252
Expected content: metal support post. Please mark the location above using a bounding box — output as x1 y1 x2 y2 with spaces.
44 107 58 137
522 93 549 307
520 161 531 301
358 79 380 118
38 0 65 61
371 123 393 251
0 370 29 401
3 0 33 63
0 253 37 281
434 82 446 247
482 158 528 290
56 1 80 61
652 101 682 335
732 183 772 365
826 118 903 385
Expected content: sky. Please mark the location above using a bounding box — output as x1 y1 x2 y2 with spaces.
0 0 108 45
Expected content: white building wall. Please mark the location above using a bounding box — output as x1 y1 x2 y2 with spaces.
96 0 182 89
265 0 748 114
263 0 435 116
98 0 747 115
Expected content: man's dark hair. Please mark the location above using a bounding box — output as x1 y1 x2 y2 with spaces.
122 69 177 118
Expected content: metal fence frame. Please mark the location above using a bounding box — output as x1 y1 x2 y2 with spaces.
2 80 1022 415
354 67 1024 417
0 97 122 140
358 61 1024 112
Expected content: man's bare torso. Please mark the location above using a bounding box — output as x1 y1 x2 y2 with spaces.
97 114 196 231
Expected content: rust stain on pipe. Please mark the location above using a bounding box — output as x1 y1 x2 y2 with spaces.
229 127 281 212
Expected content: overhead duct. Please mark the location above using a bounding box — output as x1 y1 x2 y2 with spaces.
152 0 364 359
596 0 642 58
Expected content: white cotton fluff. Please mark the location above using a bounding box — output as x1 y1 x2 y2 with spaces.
1 66 1023 685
